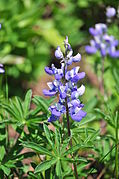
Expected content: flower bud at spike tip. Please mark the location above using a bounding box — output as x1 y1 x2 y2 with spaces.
55 46 63 59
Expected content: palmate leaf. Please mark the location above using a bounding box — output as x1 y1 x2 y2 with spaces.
34 158 57 174
21 141 54 157
2 90 33 126
2 96 24 122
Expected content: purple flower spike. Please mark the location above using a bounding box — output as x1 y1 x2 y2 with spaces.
43 37 86 122
106 7 116 18
55 46 63 59
85 23 119 58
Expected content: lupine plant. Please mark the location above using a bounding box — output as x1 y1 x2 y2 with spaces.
85 22 119 94
0 37 100 178
85 7 119 179
43 36 86 178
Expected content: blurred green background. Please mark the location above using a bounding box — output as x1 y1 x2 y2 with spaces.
0 0 118 96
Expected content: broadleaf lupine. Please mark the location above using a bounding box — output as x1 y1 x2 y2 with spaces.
43 37 86 122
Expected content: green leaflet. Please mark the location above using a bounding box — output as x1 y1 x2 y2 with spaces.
21 141 54 157
35 158 57 174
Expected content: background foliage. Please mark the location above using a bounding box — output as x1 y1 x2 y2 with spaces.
0 0 119 178
0 0 118 95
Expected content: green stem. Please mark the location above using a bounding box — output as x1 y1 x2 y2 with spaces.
5 66 9 149
115 111 118 179
65 97 79 179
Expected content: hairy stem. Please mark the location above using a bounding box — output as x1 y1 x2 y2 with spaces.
65 97 79 179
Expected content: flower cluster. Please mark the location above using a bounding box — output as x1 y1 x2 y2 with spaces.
0 64 5 73
85 23 119 58
43 37 86 122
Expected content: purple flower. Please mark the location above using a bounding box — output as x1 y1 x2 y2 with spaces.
72 53 81 62
43 37 86 122
45 67 53 75
106 7 116 18
109 49 119 58
0 64 5 73
85 45 97 54
70 109 87 122
68 99 86 122
89 24 107 36
71 85 85 99
85 23 119 58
